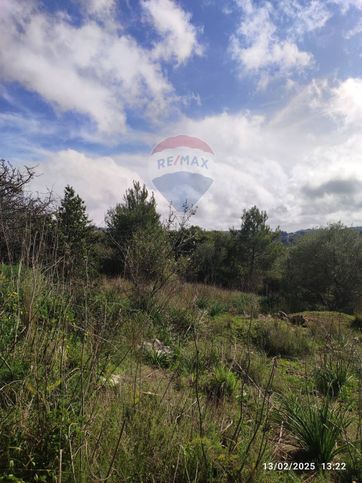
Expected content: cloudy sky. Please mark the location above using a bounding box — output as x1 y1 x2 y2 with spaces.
1 0 362 230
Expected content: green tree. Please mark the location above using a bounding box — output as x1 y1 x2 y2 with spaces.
125 225 176 309
284 223 362 312
56 185 91 277
233 206 282 292
105 181 161 274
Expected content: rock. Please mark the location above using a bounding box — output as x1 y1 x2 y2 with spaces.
142 339 172 355
100 373 123 388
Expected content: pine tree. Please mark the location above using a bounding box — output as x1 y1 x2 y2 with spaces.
105 181 161 273
56 185 91 278
233 206 281 291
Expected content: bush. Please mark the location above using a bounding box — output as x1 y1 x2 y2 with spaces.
204 366 238 400
165 306 196 334
176 342 221 375
252 320 311 357
208 301 228 317
144 348 172 369
276 395 351 464
314 358 350 398
236 352 270 388
195 291 260 317
352 313 362 329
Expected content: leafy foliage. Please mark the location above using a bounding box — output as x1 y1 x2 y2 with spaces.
284 223 362 312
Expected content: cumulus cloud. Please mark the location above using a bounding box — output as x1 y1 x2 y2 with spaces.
158 78 362 230
0 0 202 138
328 78 362 126
141 0 203 64
29 77 362 231
30 149 145 225
229 0 332 84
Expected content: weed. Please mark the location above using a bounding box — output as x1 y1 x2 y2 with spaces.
204 366 238 400
276 395 351 464
314 357 351 398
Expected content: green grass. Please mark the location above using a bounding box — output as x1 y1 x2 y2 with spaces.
276 395 352 464
203 366 238 400
251 319 311 357
1 267 361 482
314 358 351 398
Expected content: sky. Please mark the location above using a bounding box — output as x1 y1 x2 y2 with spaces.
1 0 362 231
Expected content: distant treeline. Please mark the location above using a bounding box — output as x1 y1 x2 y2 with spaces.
1 159 362 314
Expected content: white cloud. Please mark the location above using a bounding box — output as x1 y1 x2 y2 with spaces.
159 78 362 230
30 149 145 225
29 78 362 231
328 78 362 126
79 0 116 20
346 19 362 38
332 0 362 13
0 0 197 137
230 1 313 83
280 0 331 38
141 0 203 64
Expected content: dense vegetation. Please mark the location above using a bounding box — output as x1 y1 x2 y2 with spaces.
1 160 361 482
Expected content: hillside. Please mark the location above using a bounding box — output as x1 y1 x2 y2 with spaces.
280 226 362 244
1 269 361 482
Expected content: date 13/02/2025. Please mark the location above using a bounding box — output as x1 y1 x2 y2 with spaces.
263 462 346 471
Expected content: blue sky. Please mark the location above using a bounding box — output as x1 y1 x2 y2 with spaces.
1 0 362 230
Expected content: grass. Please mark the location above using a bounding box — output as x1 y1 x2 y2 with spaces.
276 395 352 464
0 267 361 481
314 357 351 398
203 366 238 400
251 319 311 357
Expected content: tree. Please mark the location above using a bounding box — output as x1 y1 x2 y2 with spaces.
0 160 52 265
233 206 282 292
124 225 176 309
105 181 161 274
56 185 91 278
190 231 236 286
284 223 362 313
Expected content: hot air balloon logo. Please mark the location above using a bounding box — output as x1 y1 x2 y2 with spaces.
149 135 214 212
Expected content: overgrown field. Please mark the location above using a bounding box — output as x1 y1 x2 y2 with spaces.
1 265 361 482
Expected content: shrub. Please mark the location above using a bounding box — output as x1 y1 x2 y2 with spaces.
276 395 351 464
195 291 260 317
236 352 270 388
165 306 195 334
144 348 172 369
252 320 310 357
0 358 28 386
176 342 221 375
352 313 362 329
314 358 350 398
208 301 228 317
230 292 260 316
204 366 238 400
196 296 208 310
